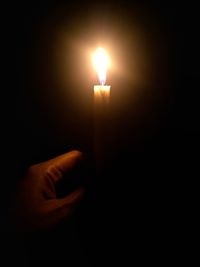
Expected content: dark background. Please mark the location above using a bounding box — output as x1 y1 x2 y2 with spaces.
2 0 199 265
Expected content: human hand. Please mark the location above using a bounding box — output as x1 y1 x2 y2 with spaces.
13 150 85 232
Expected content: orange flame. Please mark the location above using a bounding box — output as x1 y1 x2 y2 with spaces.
92 47 110 85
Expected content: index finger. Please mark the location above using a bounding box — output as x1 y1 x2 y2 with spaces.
45 150 83 181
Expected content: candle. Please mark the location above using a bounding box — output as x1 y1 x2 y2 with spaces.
92 47 111 103
92 47 111 174
94 85 111 103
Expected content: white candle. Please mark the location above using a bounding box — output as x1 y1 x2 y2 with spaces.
92 47 111 173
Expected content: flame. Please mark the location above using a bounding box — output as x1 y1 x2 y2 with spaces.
92 47 110 85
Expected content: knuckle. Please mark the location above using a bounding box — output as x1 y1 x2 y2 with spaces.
45 165 61 180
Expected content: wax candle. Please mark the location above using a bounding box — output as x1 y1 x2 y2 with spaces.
92 47 111 174
94 85 111 103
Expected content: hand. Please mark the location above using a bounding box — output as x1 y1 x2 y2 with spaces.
13 150 84 232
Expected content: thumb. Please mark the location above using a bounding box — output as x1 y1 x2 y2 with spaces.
16 188 85 232
57 187 85 207
41 188 85 229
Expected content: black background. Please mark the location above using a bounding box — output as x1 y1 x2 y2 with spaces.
2 0 199 265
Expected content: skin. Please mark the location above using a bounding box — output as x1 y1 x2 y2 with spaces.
13 150 85 232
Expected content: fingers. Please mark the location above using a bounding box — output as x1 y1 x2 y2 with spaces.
44 150 84 183
49 150 83 170
14 150 85 232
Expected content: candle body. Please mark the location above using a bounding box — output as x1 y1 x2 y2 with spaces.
93 85 111 175
94 85 111 103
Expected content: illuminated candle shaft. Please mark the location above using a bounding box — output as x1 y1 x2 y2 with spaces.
92 47 111 174
93 86 111 174
94 85 111 103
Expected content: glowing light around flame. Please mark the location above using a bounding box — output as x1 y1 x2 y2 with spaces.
92 47 110 85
